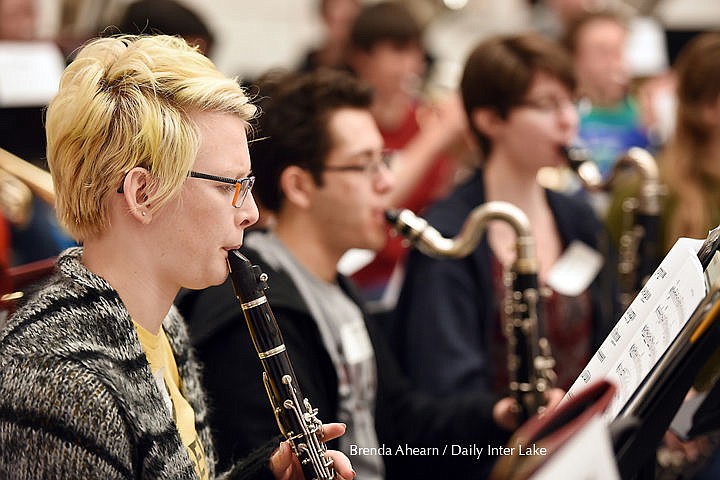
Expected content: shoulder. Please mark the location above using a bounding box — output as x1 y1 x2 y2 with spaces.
425 169 486 235
545 189 611 251
0 349 134 471
547 189 601 227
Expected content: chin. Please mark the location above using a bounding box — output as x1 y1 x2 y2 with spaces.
368 236 387 253
186 267 230 291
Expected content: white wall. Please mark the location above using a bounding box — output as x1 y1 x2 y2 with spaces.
181 0 322 79
35 0 720 83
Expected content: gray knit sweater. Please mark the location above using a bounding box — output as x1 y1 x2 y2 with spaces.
0 247 274 479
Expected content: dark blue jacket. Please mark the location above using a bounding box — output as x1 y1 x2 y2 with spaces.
392 169 618 397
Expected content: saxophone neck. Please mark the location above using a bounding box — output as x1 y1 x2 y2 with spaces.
614 147 661 215
563 145 661 216
386 201 535 263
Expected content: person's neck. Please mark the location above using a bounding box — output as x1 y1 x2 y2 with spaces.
82 237 177 335
273 212 341 284
483 155 546 213
370 90 412 131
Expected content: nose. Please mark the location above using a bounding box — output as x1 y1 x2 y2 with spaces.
374 160 396 193
557 101 579 132
237 192 260 228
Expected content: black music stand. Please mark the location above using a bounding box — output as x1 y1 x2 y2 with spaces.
610 284 720 479
666 362 720 442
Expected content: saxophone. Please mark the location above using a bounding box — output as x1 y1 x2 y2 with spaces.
227 250 334 480
565 145 662 309
386 201 556 422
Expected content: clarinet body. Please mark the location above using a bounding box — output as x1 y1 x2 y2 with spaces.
227 249 334 480
565 145 662 309
386 202 556 422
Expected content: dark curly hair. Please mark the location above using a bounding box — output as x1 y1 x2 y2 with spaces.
250 68 373 211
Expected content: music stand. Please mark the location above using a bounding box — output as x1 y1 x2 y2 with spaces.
610 283 720 479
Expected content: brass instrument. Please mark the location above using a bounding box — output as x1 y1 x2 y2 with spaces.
0 148 55 226
386 202 556 423
565 145 661 309
0 149 58 311
227 250 335 480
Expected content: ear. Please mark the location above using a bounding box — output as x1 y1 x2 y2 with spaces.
279 165 316 209
121 166 152 223
471 107 504 138
345 47 370 76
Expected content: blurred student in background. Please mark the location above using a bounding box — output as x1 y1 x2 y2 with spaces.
392 31 617 408
563 11 652 184
298 0 360 73
344 1 469 310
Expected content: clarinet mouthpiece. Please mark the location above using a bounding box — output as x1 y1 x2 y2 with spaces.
563 144 603 190
385 209 400 225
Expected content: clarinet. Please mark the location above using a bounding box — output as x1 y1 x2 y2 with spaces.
226 249 334 480
387 202 556 423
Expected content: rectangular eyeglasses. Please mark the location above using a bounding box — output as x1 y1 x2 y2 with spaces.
188 171 255 208
117 171 255 208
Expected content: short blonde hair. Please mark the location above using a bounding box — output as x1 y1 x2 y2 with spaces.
46 35 256 241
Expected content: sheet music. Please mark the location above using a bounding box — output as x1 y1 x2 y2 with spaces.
563 237 707 420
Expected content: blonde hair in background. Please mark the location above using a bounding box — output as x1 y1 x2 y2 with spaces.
46 34 256 241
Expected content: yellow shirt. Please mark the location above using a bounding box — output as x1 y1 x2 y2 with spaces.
133 320 209 480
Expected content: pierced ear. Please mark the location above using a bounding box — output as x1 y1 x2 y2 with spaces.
279 165 315 209
121 167 152 222
471 107 503 138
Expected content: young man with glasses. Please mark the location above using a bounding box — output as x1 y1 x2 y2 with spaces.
178 68 552 480
0 35 354 480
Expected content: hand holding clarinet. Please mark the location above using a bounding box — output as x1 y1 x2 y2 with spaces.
269 423 354 480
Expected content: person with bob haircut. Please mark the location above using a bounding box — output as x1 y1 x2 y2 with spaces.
392 32 617 427
0 34 353 480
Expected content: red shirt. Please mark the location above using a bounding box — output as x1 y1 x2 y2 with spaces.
351 103 455 300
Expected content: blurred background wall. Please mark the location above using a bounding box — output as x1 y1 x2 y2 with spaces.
29 0 718 84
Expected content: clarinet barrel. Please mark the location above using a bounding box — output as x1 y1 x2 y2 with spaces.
227 250 334 480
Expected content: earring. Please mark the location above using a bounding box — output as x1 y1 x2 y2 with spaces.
141 211 147 217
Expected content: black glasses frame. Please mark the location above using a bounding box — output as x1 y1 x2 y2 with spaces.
117 170 255 208
323 149 396 176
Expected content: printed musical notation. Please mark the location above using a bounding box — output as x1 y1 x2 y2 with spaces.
563 237 707 420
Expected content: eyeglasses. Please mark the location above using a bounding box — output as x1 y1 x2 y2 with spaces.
323 149 395 179
518 96 576 114
117 170 255 208
188 171 255 208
